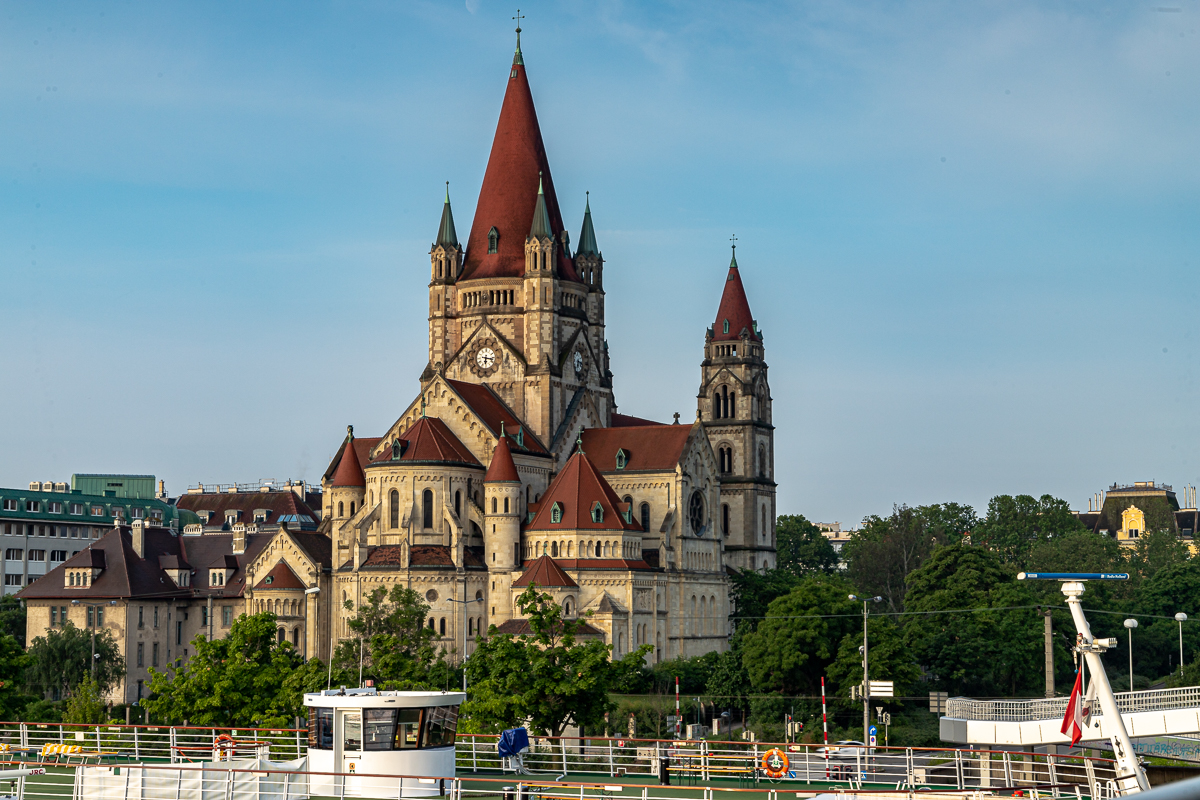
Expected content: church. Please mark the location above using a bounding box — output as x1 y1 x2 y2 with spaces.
317 33 777 664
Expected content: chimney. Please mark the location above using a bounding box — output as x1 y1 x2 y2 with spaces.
131 518 146 559
157 479 166 499
232 525 246 556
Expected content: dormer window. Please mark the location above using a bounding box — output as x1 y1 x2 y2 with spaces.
550 502 563 524
591 502 603 524
488 227 499 254
615 449 628 470
723 319 730 334
392 440 401 459
225 511 238 527
265 575 274 585
253 509 268 524
210 571 225 586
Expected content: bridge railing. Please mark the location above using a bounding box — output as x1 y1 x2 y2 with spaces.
947 685 1200 722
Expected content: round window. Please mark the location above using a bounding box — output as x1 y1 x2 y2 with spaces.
689 491 705 536
426 589 438 602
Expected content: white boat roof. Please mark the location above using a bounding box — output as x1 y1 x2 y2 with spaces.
304 688 466 709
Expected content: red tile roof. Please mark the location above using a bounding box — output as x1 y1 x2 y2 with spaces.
526 451 642 533
512 554 578 588
611 412 664 427
581 425 693 472
254 561 305 590
485 434 520 482
492 618 603 637
331 434 367 487
17 526 192 601
447 380 548 455
459 57 580 284
323 436 381 484
369 417 481 468
351 544 485 570
713 258 759 342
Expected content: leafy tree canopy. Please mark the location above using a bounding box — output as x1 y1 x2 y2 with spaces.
728 569 803 632
1128 529 1191 581
27 621 124 699
463 585 650 736
775 514 839 576
143 612 306 727
0 596 26 647
827 615 921 699
739 574 858 696
333 584 456 689
973 494 1084 564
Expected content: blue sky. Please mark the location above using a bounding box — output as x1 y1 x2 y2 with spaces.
2 1 1198 525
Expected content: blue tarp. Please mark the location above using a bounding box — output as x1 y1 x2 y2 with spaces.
498 728 530 758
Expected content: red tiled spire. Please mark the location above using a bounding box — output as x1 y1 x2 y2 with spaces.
485 431 520 483
459 51 579 283
331 426 366 487
712 246 760 342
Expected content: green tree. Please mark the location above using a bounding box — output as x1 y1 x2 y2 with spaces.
333 584 452 688
776 515 839 576
463 585 650 736
143 612 306 727
903 544 1047 697
973 494 1084 564
728 568 803 631
62 676 107 724
0 595 27 647
1128 529 1190 581
739 574 858 696
705 644 751 708
843 505 958 613
27 622 124 699
0 631 30 719
827 615 921 699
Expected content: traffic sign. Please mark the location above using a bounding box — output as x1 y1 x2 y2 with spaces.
869 725 877 737
868 681 894 697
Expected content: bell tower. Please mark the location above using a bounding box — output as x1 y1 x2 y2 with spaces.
483 433 522 625
698 244 776 572
429 185 462 374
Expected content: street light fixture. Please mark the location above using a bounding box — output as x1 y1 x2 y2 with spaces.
1123 618 1138 691
1176 613 1188 678
446 594 486 692
848 594 883 748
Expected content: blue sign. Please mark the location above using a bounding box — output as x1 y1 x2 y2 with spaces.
1017 572 1129 580
869 725 877 736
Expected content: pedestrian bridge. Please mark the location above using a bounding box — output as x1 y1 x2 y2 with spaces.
941 685 1200 747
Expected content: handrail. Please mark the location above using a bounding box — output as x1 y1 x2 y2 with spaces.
946 684 1200 722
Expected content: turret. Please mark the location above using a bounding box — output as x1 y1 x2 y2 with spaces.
429 185 462 373
575 192 608 378
484 432 523 623
329 425 367 550
523 175 559 375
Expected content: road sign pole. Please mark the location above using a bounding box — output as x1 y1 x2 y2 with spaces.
820 676 829 780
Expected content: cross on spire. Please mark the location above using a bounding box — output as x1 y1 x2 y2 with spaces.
513 9 524 51
730 233 737 251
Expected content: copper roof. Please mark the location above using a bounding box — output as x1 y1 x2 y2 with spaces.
331 434 367 487
368 417 481 468
512 554 578 588
484 435 520 482
526 451 642 533
254 561 306 590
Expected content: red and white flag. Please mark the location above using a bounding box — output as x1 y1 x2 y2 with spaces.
1061 671 1085 746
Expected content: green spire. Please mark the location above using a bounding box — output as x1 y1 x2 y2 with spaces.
436 182 458 247
513 9 525 66
529 172 552 240
577 191 599 256
729 234 738 272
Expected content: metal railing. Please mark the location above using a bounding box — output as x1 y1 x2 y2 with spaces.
0 722 1123 797
946 685 1200 722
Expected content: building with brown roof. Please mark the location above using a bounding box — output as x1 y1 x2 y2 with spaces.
316 34 776 666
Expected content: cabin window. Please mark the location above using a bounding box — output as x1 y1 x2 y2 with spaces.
308 708 334 749
364 709 396 750
424 705 459 748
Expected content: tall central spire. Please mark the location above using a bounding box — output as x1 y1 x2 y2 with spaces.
459 37 579 283
513 9 525 66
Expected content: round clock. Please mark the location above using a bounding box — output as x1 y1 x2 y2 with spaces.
573 351 584 377
476 347 496 370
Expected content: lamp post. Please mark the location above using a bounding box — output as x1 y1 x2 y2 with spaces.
1177 613 1188 677
71 599 118 681
447 594 486 692
1123 618 1138 691
848 594 882 747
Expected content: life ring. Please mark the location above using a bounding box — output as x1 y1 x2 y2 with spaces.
761 747 789 779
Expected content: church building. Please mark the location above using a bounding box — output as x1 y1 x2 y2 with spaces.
317 33 777 664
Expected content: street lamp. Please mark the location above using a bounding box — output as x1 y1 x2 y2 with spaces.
1176 613 1188 677
446 594 486 692
848 594 883 747
70 599 118 680
1123 618 1138 691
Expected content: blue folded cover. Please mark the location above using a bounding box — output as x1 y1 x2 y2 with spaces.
498 728 530 758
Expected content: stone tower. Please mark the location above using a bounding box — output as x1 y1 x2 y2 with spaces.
698 248 776 572
428 186 462 372
483 433 522 621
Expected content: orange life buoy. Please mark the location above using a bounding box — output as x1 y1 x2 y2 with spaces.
761 747 789 779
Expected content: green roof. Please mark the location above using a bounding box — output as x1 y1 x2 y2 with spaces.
71 474 157 499
528 175 552 240
0 486 180 528
577 194 599 256
436 184 458 247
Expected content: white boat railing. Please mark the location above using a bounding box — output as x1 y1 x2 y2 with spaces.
946 685 1200 722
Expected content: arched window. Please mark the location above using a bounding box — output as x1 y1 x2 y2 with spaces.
700 596 707 632
392 440 401 458
277 628 285 643
389 489 400 529
564 596 574 616
491 497 497 513
640 503 650 532
617 632 623 656
729 391 736 417
504 496 510 513
350 501 355 516
615 449 627 470
338 501 344 518
422 489 434 529
488 226 499 254
722 319 729 334
722 503 730 537
439 618 446 636
596 541 602 557
691 596 697 634
603 542 610 557
567 541 574 557
713 391 722 419
762 507 769 542
550 503 563 524
428 617 435 630
551 542 558 557
591 502 603 524
455 490 461 517
292 628 300 646
468 618 474 636
711 595 718 635
758 445 766 477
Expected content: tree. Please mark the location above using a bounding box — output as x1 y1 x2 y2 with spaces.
463 585 650 736
0 631 30 720
728 568 803 632
26 622 124 700
739 574 859 696
62 676 107 724
333 584 452 688
826 615 920 699
843 505 956 613
973 494 1084 564
143 612 306 727
775 515 838 576
902 544 1048 697
1128 529 1190 581
705 645 751 708
0 595 27 647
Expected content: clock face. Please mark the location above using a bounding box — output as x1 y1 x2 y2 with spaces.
476 347 496 369
573 351 584 377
